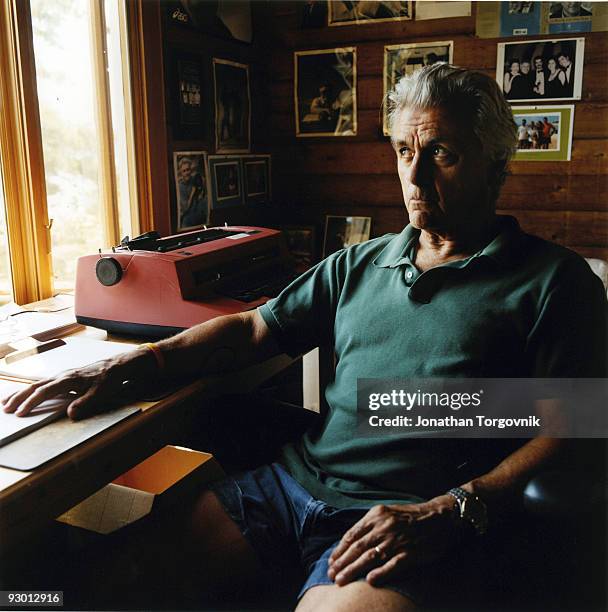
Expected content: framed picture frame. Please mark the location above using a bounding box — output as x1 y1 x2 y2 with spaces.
323 215 371 258
512 105 574 161
496 37 584 102
301 0 328 28
242 155 271 204
294 48 357 138
173 151 210 232
415 1 471 20
213 58 251 153
283 225 316 272
328 1 411 26
208 155 243 209
383 41 453 136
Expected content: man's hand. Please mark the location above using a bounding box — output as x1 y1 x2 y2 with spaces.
327 495 464 587
1 349 151 421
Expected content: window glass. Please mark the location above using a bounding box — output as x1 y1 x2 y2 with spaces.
30 0 119 293
0 166 14 305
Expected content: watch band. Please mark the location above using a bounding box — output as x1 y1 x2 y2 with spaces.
447 487 488 536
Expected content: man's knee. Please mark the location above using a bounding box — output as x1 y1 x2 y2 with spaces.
296 582 418 612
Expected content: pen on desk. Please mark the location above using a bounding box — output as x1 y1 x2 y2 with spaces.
4 338 66 364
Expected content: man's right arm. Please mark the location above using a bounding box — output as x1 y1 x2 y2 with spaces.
2 310 278 420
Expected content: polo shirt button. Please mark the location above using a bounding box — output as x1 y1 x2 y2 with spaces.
406 271 413 279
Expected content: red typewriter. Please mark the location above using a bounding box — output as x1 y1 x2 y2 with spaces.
75 226 296 338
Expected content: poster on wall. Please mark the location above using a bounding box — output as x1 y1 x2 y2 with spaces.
173 151 209 232
477 1 607 37
242 155 271 204
414 1 471 20
383 41 453 135
294 48 357 138
512 105 574 162
328 1 411 25
213 58 251 153
176 55 203 127
497 38 584 102
208 155 243 209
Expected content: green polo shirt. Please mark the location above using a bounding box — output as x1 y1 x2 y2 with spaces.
258 216 607 508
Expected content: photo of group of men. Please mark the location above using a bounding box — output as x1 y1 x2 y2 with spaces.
515 114 559 151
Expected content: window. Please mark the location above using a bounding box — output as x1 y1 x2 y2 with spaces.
0 169 13 305
0 0 143 303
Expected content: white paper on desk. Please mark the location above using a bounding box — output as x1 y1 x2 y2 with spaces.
0 337 138 381
0 309 81 345
0 379 67 447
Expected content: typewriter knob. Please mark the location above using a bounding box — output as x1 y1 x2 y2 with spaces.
96 257 123 286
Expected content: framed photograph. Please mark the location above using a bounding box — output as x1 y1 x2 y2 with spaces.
328 1 411 26
242 155 271 204
499 1 541 36
208 156 243 209
173 151 210 232
283 226 316 272
512 105 574 161
496 37 584 102
323 216 371 258
383 41 453 135
213 58 251 153
547 2 592 33
295 48 357 138
167 51 205 140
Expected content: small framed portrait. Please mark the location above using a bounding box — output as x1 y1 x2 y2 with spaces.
496 37 585 102
242 155 271 204
283 225 316 272
512 105 574 161
208 156 243 209
383 41 453 136
499 2 541 37
213 58 251 153
173 151 210 232
295 48 357 138
328 1 411 26
167 50 205 140
323 216 371 258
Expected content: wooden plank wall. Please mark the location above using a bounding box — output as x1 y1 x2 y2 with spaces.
256 1 608 261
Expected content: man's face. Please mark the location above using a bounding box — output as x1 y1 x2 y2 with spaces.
179 162 193 182
561 2 581 16
558 55 571 68
534 58 543 71
521 61 531 74
392 106 493 234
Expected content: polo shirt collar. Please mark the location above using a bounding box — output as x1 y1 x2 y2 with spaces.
372 215 524 270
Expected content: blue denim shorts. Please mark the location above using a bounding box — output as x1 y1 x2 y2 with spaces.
209 463 484 606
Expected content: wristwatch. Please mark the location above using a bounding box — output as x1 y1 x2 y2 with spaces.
447 487 488 536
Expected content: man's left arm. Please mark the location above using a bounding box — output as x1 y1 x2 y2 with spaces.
327 436 563 587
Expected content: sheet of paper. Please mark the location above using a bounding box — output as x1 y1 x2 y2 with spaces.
0 379 67 447
0 337 138 381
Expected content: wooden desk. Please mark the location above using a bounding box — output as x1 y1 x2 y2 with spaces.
0 353 295 553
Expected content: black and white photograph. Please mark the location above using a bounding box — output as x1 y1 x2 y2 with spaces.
208 156 243 209
295 48 357 137
383 41 453 135
173 151 209 232
213 58 251 153
496 37 584 102
512 105 574 161
328 1 411 25
243 155 271 204
323 215 371 257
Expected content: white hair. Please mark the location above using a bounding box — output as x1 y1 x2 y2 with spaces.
386 63 517 204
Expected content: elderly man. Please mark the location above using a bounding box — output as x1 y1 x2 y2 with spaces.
3 64 606 611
